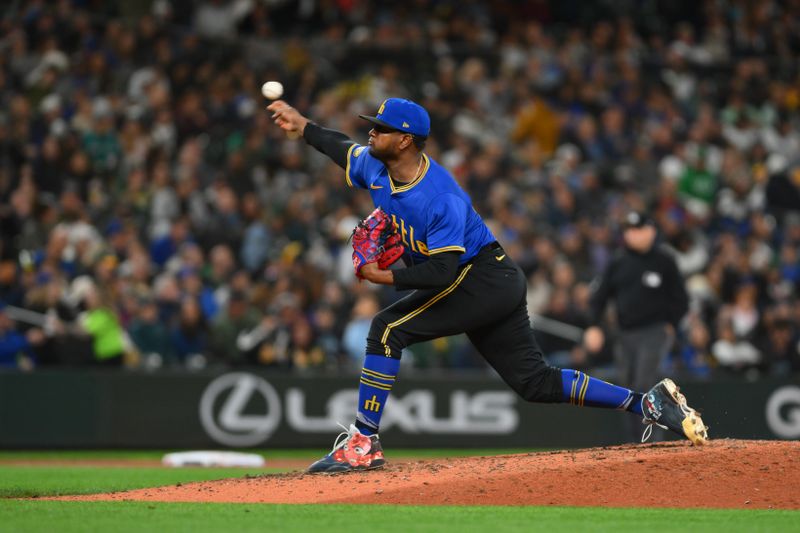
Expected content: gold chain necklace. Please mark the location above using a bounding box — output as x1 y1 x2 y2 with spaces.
390 156 425 185
412 156 424 181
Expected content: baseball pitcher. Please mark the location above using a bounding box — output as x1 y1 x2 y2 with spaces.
268 97 708 473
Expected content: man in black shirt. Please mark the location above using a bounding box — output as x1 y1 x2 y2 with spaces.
585 211 689 440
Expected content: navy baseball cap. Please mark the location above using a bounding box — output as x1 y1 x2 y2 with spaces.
359 98 430 138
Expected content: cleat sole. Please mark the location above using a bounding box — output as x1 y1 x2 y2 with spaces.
682 416 708 445
663 379 709 445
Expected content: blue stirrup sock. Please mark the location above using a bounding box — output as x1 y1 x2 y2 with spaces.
355 354 401 435
560 369 643 415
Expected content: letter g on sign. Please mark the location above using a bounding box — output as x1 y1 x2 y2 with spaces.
765 385 800 439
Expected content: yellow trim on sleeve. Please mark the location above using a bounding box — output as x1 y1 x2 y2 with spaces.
344 144 357 187
380 264 472 346
428 246 466 255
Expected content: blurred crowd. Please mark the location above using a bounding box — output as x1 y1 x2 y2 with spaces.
1 0 800 378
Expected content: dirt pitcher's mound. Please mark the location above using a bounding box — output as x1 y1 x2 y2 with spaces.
59 439 800 509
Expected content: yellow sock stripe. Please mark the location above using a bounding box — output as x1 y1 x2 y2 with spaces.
360 372 394 387
360 377 393 391
579 373 590 407
361 368 396 381
570 373 578 405
380 264 472 345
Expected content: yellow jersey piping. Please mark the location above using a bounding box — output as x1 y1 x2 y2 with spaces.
344 144 357 187
380 264 472 346
428 245 466 255
389 154 430 194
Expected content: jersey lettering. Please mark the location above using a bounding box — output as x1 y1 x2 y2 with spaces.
347 147 495 265
390 214 426 254
400 218 408 246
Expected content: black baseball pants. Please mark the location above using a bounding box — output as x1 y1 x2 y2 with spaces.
366 242 563 403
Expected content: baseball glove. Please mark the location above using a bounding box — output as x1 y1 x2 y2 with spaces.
351 207 404 279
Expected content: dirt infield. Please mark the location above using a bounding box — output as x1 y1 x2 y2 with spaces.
58 439 800 509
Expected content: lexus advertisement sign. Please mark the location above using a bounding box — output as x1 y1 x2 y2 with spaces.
198 373 519 447
0 371 798 448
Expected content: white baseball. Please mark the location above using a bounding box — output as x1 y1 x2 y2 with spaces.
261 81 284 100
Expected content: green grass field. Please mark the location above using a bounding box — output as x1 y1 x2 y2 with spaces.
0 449 527 498
1 450 798 533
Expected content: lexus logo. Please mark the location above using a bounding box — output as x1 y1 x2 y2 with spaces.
765 386 800 439
199 373 282 446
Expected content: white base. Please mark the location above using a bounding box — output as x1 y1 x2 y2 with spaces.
161 451 265 468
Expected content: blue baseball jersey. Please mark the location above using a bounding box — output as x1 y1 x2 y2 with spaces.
344 144 496 265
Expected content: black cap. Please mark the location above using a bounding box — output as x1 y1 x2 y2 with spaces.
623 211 654 229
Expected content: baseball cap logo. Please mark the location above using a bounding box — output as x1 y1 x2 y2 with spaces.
358 98 431 138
